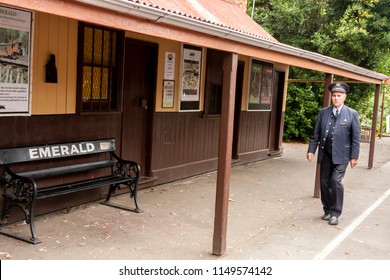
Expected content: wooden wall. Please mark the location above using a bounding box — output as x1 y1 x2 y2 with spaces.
238 111 270 152
0 114 121 147
150 111 272 183
152 113 220 167
151 112 220 182
31 13 78 114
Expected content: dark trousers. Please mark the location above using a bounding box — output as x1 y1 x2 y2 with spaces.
320 152 348 217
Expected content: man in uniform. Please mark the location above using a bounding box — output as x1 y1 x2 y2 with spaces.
307 82 360 225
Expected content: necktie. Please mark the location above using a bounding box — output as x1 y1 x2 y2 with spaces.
335 109 339 118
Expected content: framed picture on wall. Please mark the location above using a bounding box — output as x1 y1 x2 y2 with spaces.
248 59 274 111
180 44 202 111
164 52 175 80
0 5 32 116
162 80 174 108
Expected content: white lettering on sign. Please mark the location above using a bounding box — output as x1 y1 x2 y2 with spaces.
60 145 70 155
39 147 51 158
28 143 96 159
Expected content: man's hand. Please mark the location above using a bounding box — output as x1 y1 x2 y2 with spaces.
307 152 314 162
350 158 358 168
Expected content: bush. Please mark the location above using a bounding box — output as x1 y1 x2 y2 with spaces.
283 83 321 142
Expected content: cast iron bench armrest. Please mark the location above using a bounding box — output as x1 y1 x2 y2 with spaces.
111 152 140 179
1 165 38 203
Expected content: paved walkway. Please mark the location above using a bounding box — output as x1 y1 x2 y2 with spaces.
0 138 389 260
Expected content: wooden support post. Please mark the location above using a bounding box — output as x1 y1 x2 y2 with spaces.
212 52 237 256
322 74 333 107
368 84 381 169
379 88 385 138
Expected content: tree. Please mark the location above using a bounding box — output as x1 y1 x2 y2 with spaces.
247 0 390 141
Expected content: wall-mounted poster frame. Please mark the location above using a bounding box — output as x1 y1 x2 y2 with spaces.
248 59 274 111
0 5 32 116
179 44 202 111
162 80 174 108
164 51 175 80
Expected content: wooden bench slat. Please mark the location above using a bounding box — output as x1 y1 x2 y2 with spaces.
36 175 135 199
19 160 116 180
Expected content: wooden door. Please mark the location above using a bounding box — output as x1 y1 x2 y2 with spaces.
232 61 244 160
268 70 285 153
121 39 158 176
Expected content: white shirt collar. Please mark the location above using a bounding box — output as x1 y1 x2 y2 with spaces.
333 105 343 114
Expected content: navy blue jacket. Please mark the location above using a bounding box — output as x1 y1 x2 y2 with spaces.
308 105 360 164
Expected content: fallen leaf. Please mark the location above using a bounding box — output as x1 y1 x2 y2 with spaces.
0 252 12 259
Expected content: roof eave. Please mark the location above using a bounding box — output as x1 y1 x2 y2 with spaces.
75 0 389 83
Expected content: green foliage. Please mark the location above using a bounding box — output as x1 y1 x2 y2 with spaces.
311 0 390 69
247 0 390 141
249 0 326 51
284 83 321 142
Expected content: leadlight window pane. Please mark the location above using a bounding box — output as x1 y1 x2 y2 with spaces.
94 29 102 65
82 66 91 101
103 30 110 65
92 67 101 100
102 68 108 99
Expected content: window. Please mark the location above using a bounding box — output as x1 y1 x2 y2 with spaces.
77 23 124 112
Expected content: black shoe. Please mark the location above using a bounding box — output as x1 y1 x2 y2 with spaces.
329 216 339 225
321 214 331 220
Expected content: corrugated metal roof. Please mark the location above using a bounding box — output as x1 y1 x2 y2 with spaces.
126 0 277 42
72 0 388 83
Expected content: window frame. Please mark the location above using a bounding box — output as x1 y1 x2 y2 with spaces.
247 59 274 111
76 22 124 113
202 48 224 118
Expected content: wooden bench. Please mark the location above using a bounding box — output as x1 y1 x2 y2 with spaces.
0 138 142 244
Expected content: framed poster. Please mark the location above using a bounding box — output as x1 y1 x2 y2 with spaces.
248 59 273 111
164 52 175 80
180 44 202 111
0 5 32 115
249 61 262 105
162 80 174 108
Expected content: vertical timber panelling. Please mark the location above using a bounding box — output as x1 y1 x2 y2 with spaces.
66 19 78 114
0 114 122 148
151 111 272 183
32 12 77 114
45 14 59 111
32 12 48 112
152 112 220 170
238 111 270 153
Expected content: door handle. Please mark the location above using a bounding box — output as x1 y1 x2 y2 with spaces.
137 96 148 109
141 98 148 109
